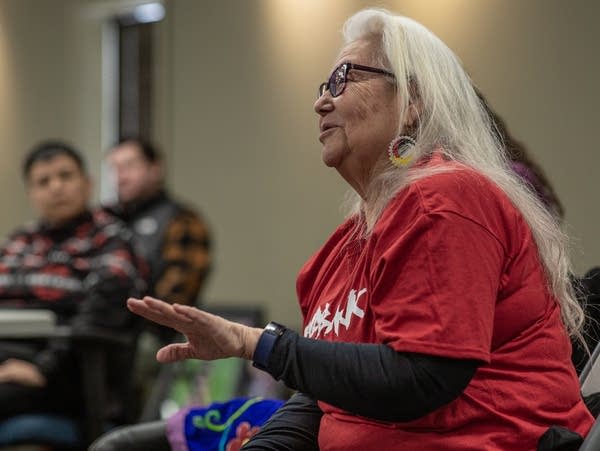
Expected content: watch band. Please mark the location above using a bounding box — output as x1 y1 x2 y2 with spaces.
252 321 286 371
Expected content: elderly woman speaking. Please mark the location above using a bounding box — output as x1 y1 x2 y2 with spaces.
128 8 593 450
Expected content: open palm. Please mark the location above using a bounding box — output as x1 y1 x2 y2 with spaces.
127 297 260 363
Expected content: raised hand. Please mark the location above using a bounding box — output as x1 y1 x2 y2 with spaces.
127 296 262 363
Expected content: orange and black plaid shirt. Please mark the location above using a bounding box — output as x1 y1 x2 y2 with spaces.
153 207 211 305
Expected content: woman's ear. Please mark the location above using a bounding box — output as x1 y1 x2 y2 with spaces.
404 103 420 129
404 79 423 132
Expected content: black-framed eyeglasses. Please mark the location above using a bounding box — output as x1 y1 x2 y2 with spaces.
318 63 395 99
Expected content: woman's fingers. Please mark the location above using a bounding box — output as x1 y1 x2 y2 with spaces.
172 302 196 314
172 303 217 326
127 297 193 330
156 342 195 363
141 296 192 319
128 297 241 362
142 297 197 326
127 298 168 325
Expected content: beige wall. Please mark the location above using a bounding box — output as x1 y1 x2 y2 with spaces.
1 0 598 327
0 0 165 234
0 0 71 231
0 0 125 230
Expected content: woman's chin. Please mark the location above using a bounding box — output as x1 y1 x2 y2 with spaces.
321 147 344 168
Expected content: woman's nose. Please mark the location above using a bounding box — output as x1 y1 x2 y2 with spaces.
314 91 333 116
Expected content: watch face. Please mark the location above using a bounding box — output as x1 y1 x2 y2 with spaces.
265 322 284 335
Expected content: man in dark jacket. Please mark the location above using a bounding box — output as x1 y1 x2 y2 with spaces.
106 139 211 416
106 138 211 307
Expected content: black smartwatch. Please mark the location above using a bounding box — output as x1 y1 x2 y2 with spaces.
252 321 286 371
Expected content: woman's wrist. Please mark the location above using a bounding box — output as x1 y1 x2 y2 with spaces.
242 326 264 360
251 322 288 370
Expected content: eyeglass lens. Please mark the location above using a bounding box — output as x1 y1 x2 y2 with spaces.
330 65 346 97
318 64 347 98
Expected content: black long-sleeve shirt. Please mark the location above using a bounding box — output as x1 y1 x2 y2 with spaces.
244 329 478 449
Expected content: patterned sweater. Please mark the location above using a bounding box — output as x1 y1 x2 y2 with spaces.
0 209 146 379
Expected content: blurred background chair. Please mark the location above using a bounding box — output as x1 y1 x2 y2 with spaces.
579 340 600 394
579 413 600 451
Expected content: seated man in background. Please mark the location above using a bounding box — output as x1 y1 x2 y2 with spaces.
106 138 211 417
106 138 211 308
0 141 146 423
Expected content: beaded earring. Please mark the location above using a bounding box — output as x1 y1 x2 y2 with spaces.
387 135 416 167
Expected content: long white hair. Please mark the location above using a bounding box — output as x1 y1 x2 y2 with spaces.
342 8 584 339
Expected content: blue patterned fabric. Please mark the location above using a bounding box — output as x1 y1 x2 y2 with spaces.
166 397 283 451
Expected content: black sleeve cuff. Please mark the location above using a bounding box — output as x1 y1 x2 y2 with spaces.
258 329 295 380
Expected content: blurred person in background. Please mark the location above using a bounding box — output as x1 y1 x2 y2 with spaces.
106 138 212 417
106 138 211 309
0 141 145 423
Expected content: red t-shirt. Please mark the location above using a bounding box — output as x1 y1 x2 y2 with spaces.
296 155 592 450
